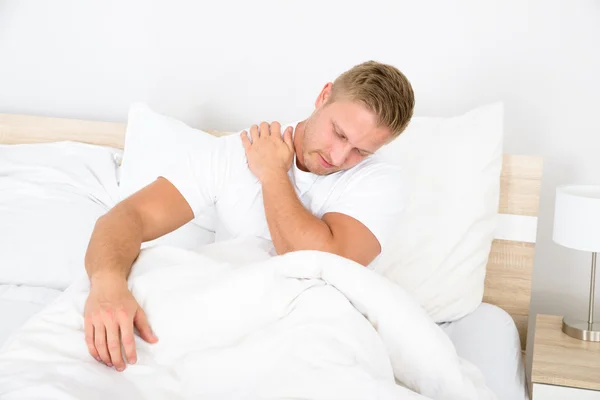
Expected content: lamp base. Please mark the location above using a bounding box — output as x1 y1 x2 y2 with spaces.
562 316 600 341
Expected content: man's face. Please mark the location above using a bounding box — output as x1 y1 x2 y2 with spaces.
299 83 392 176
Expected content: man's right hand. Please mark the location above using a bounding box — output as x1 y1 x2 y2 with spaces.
83 178 193 371
84 276 158 371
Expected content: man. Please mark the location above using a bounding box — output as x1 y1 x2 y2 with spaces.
83 60 415 372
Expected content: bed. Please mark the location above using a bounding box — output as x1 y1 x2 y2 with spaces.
0 111 543 399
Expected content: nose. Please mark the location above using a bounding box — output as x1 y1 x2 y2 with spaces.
330 142 352 167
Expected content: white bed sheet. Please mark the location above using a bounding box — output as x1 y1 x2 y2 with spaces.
0 245 495 399
439 302 529 400
0 285 62 347
0 286 528 399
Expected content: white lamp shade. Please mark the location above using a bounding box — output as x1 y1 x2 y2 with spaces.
553 185 600 252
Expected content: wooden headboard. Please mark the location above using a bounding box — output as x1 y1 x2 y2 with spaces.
487 155 543 351
0 112 543 351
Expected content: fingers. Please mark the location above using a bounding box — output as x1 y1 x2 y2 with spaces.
250 124 259 143
134 307 158 344
270 121 281 139
240 130 251 151
246 121 285 145
105 316 126 372
85 316 100 362
283 126 294 150
117 309 137 365
259 121 271 138
93 323 112 367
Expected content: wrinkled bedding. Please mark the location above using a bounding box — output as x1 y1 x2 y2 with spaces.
0 240 494 399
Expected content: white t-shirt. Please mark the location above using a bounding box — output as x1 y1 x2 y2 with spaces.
161 122 408 257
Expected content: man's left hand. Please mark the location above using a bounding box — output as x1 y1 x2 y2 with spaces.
241 121 295 183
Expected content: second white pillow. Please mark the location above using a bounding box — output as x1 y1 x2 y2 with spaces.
372 103 503 323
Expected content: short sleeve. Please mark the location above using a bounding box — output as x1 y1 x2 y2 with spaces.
158 132 221 217
119 103 225 219
320 163 408 252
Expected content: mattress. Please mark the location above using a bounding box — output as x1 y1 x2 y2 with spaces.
0 285 62 347
439 302 529 400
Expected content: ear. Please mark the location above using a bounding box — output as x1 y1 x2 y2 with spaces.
315 82 333 108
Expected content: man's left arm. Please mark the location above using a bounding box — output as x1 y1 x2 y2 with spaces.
241 121 383 266
260 169 381 266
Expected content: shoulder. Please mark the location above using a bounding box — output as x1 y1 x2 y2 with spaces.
338 156 408 193
320 156 409 214
214 131 249 168
207 131 258 187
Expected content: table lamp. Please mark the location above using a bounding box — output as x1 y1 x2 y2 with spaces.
553 185 600 341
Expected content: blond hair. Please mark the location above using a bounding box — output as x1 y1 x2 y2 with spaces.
330 61 415 138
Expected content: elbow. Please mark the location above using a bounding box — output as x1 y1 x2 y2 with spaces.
345 251 378 267
334 241 380 267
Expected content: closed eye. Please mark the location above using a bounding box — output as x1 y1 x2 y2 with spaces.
334 123 370 156
332 122 346 140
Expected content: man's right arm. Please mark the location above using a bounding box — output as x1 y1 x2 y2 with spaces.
84 177 194 371
85 177 194 281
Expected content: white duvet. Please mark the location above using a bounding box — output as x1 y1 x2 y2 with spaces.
0 240 494 399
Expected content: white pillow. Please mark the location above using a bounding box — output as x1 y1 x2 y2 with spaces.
372 103 503 323
0 141 121 290
119 103 217 249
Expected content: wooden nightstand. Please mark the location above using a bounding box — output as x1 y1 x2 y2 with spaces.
532 314 600 399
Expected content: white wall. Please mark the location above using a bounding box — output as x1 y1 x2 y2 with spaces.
521 0 600 316
0 0 530 126
1 0 599 367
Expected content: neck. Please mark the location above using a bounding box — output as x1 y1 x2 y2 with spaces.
294 120 308 172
